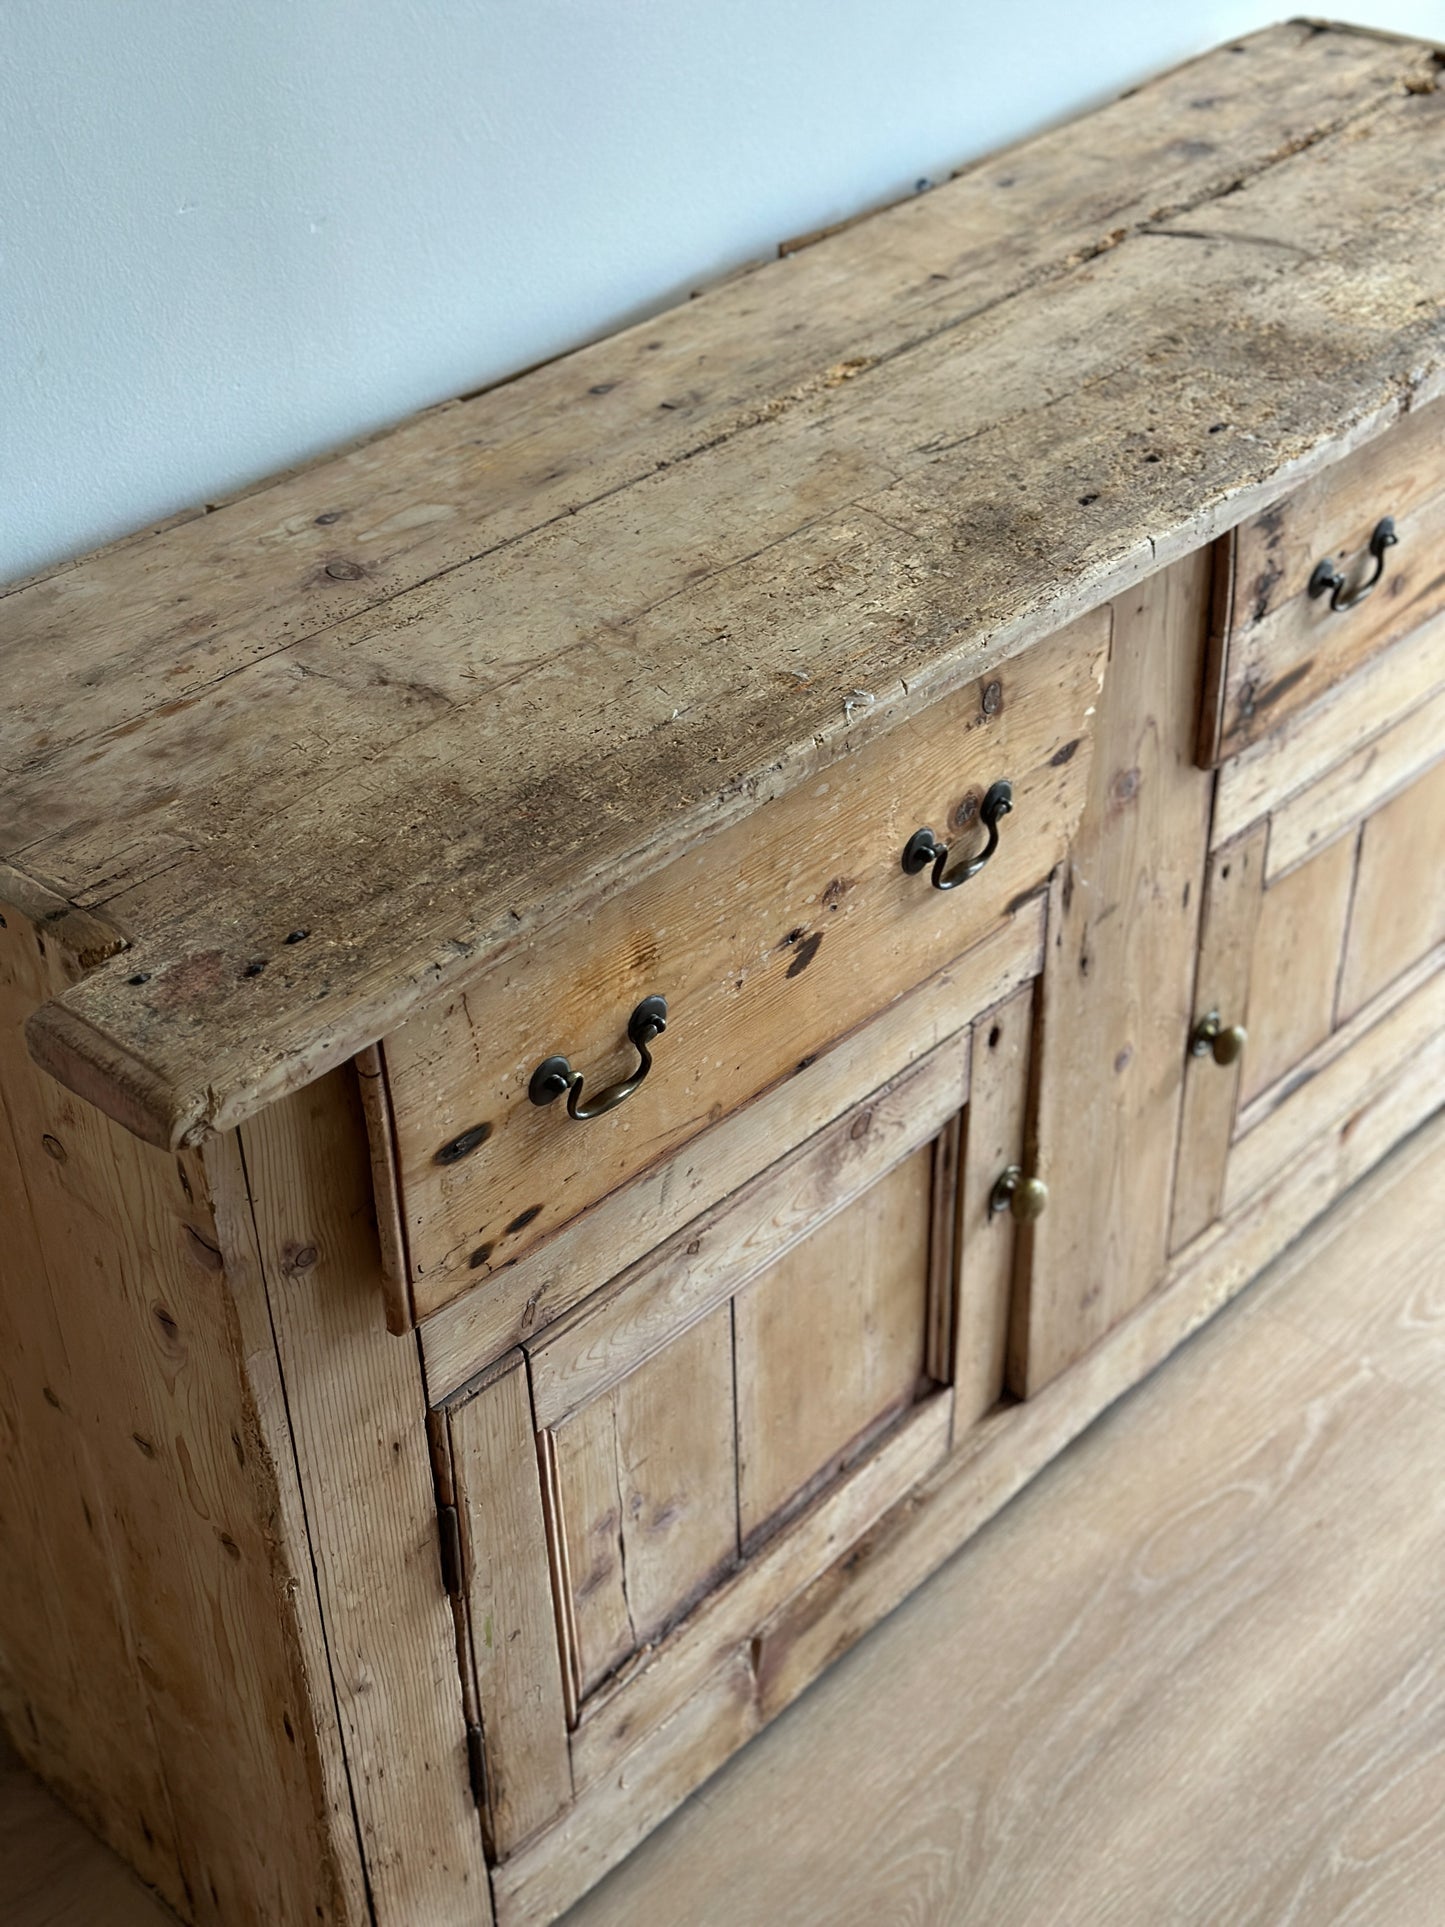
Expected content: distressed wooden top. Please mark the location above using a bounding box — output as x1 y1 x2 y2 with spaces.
6 20 1445 1148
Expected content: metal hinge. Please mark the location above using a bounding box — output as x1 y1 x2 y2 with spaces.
437 1503 464 1599
465 1723 487 1806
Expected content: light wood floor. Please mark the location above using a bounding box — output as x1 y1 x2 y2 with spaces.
5 1114 1444 1927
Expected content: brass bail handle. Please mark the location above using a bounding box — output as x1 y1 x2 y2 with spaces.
1308 516 1397 614
902 779 1014 892
529 996 668 1120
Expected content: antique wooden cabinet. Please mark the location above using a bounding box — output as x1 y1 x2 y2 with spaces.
3 22 1443 1926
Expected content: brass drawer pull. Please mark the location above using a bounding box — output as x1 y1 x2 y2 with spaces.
1190 1010 1247 1067
1308 515 1397 613
990 1165 1048 1222
529 996 668 1120
902 779 1013 891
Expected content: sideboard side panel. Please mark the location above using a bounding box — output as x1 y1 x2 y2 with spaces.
0 879 350 1924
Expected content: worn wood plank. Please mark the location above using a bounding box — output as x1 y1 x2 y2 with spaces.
0 911 188 1912
547 1309 738 1704
525 1029 970 1430
1018 551 1215 1392
1207 391 1445 761
957 982 1034 1430
206 1134 372 1926
1238 827 1357 1107
734 1145 935 1545
448 1354 573 1856
13 30 1445 1150
1336 754 1445 1021
568 1396 950 1796
419 903 1041 1397
1265 688 1445 880
1212 604 1445 848
1223 947 1445 1215
5 23 1418 775
385 613 1101 1310
493 1655 760 1927
1168 826 1265 1256
0 898 350 1925
234 1070 492 1926
353 1042 414 1332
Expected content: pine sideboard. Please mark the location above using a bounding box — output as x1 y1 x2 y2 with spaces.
4 22 1445 1925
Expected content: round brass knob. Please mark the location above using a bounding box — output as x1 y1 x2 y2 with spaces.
1191 1011 1247 1067
990 1165 1048 1222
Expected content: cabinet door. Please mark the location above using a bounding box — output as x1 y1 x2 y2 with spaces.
439 973 1037 1874
1173 749 1445 1251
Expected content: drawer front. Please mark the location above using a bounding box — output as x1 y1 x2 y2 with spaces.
418 903 1045 1391
439 963 1038 1864
381 608 1105 1321
1201 397 1445 765
1172 749 1445 1252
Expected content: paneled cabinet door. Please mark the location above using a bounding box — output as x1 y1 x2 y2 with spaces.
1172 749 1445 1254
437 977 1037 1873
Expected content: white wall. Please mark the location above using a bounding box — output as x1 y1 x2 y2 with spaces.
5 2 1441 586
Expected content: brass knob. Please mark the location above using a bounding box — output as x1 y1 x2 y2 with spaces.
1190 1011 1247 1067
990 1165 1048 1222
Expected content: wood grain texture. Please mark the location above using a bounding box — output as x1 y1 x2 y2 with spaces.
957 982 1033 1429
205 1135 372 1926
734 1144 935 1544
557 1112 1445 1927
1223 948 1445 1216
1237 827 1356 1106
1019 551 1215 1392
0 898 350 1925
12 26 1445 1149
232 1070 492 1926
418 902 1041 1397
525 1029 969 1429
492 1042 1445 1925
1169 826 1265 1256
353 1041 414 1331
494 1656 762 1927
1336 753 1445 1021
548 1310 738 1703
12 1115 1445 1927
1208 390 1445 760
0 914 180 1908
1266 687 1445 880
383 613 1100 1311
1211 603 1445 850
448 1355 573 1856
566 1397 951 1798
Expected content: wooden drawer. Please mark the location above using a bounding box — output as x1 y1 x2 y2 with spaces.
433 938 1041 1886
372 608 1106 1326
1201 396 1445 765
1172 748 1445 1251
